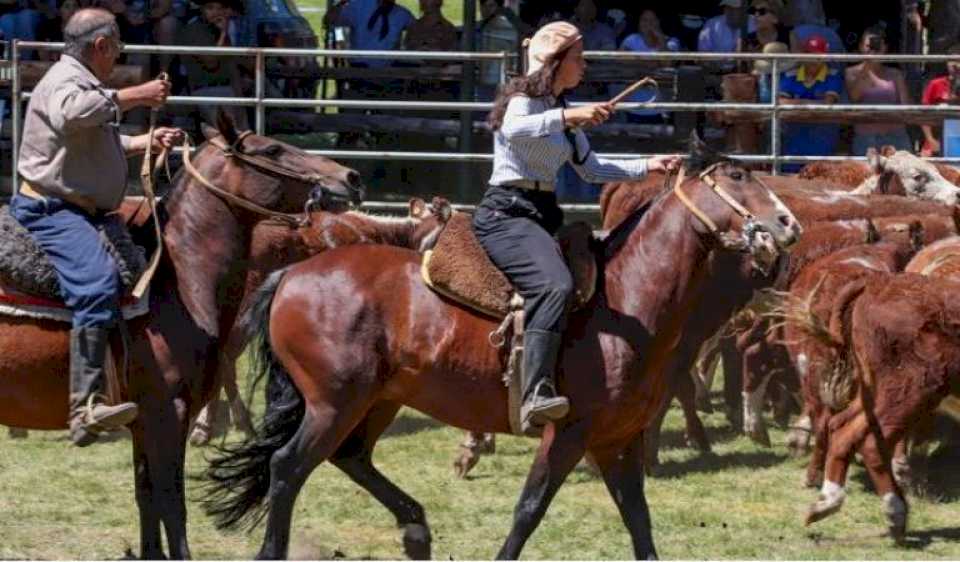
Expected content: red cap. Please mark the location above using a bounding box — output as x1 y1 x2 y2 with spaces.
803 34 829 54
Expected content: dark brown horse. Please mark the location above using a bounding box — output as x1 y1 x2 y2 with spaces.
203 142 802 559
0 112 363 559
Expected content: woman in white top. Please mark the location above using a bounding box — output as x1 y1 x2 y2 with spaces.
473 21 680 434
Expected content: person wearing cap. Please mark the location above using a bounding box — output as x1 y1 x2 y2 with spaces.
777 33 843 172
14 8 182 446
473 21 680 435
844 25 912 156
698 0 756 54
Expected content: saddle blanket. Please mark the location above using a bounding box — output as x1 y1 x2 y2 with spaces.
0 285 149 323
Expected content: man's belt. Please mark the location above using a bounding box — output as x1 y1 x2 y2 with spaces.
18 181 97 215
505 179 556 193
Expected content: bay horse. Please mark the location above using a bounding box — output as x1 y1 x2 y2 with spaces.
188 197 453 445
203 142 802 559
0 111 363 559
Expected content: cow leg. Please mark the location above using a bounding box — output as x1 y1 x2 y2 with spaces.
859 432 909 542
805 410 870 526
189 399 217 446
786 412 813 459
593 440 658 560
7 427 27 439
496 423 586 560
694 339 720 414
719 336 742 429
221 355 256 437
454 431 496 479
742 340 773 447
804 409 829 488
677 371 710 452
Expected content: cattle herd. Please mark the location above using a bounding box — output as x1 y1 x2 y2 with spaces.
597 146 960 541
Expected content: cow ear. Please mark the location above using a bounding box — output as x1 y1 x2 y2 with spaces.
408 197 426 219
865 219 880 243
431 196 453 222
867 147 887 174
909 221 925 251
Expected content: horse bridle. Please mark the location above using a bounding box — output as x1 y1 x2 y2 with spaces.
182 131 360 228
671 161 770 250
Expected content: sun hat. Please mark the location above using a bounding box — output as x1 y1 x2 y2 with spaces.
523 21 583 76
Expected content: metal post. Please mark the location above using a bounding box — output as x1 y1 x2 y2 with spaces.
769 58 780 176
11 39 19 195
498 50 507 85
255 49 265 135
458 0 477 201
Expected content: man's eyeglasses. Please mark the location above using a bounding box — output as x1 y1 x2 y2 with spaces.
750 7 770 16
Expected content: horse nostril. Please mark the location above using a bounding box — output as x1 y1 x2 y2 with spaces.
778 214 793 228
346 170 362 188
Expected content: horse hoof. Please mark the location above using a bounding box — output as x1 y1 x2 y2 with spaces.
804 471 823 490
402 523 431 560
477 434 496 455
453 450 478 479
686 432 712 452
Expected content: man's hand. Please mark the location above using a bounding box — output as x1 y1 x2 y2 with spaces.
647 154 682 174
152 127 185 150
563 103 614 128
117 78 172 111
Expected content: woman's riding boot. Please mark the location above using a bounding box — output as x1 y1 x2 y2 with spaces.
520 329 569 436
68 326 139 447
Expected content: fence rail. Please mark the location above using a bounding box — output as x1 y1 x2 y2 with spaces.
7 41 960 207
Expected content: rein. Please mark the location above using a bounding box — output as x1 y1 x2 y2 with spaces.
181 133 309 229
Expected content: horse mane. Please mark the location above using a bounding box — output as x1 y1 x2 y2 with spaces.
342 210 422 247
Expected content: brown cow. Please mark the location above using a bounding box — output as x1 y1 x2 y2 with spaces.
804 273 960 541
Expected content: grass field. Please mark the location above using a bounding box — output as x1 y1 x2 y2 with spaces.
3 377 960 560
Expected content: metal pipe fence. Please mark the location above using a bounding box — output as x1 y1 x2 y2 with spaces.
7 41 960 206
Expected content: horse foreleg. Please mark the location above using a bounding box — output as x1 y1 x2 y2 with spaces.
331 401 431 560
496 423 586 560
132 421 165 559
642 399 667 475
742 342 773 447
719 336 743 429
593 440 658 560
154 396 192 559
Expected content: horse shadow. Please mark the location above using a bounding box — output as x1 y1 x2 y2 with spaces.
849 445 960 503
653 450 788 478
900 526 960 550
656 422 741 451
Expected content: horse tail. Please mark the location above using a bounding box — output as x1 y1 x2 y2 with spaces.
202 268 305 531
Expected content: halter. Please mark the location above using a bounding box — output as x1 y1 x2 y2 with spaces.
671 162 769 250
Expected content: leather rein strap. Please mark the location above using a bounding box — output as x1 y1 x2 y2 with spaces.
672 162 758 235
181 132 307 229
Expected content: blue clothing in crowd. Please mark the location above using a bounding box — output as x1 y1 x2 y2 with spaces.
697 14 756 52
332 0 415 67
779 65 844 172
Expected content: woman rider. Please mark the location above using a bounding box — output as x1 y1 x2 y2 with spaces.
474 21 681 435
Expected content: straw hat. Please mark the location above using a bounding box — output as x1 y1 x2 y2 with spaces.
523 21 583 76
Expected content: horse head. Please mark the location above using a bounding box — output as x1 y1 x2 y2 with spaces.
679 133 802 275
860 147 960 205
200 111 365 215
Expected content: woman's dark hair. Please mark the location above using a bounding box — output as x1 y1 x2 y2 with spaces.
861 25 886 43
487 57 563 130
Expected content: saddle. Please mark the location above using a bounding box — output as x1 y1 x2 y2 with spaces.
0 204 150 323
420 212 598 435
421 212 597 319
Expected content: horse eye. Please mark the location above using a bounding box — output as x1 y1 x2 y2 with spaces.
262 145 283 156
730 170 744 181
914 173 926 183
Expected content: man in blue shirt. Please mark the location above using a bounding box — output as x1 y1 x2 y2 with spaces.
324 0 415 67
778 34 843 172
698 0 755 53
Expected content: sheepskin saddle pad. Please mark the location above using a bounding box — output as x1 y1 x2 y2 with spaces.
0 205 148 320
421 212 597 319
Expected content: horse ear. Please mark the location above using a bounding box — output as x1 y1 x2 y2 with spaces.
216 109 239 146
408 198 426 219
881 145 897 158
201 122 220 141
430 196 453 222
